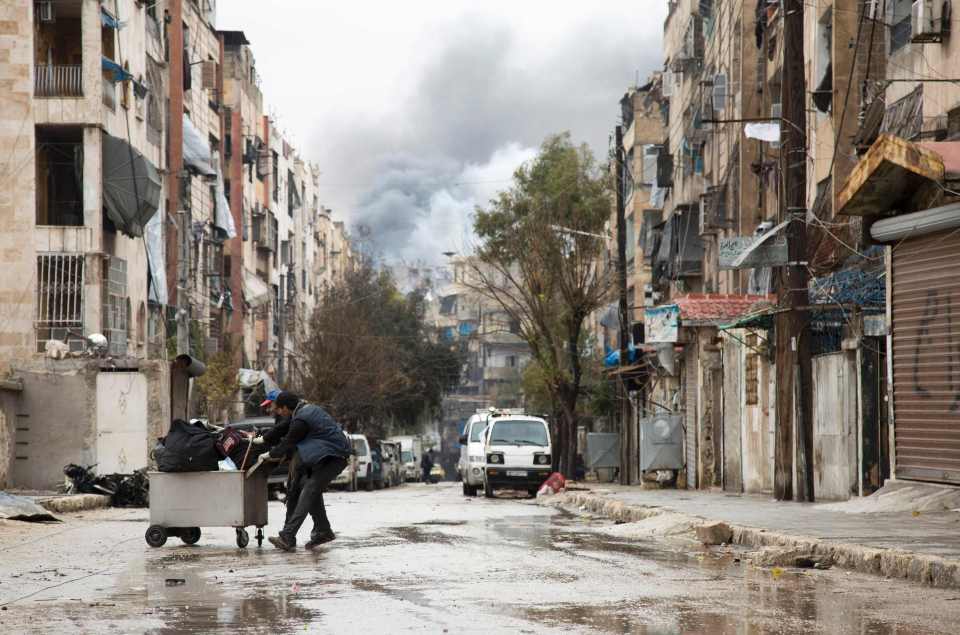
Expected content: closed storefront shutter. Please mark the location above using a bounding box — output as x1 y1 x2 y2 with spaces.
684 345 699 488
891 228 960 484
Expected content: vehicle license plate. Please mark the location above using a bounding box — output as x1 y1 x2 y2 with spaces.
506 470 526 477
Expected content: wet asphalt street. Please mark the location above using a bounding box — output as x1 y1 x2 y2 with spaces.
1 482 959 634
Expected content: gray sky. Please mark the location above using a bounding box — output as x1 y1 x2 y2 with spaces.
218 1 667 268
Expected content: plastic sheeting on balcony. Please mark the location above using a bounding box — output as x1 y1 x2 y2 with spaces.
212 151 237 239
182 113 216 176
102 132 161 238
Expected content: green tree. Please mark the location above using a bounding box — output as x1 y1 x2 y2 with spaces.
467 133 613 477
196 350 240 425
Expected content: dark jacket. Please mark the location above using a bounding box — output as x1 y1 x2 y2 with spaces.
261 413 291 447
269 403 351 467
420 452 434 470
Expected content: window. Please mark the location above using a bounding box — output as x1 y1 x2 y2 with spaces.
35 126 84 226
102 256 128 356
489 420 548 446
36 253 84 352
120 62 131 109
890 0 911 53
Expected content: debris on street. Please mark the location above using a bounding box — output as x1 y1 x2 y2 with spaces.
63 465 149 508
0 492 59 523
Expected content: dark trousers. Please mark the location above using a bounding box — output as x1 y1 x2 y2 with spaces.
280 456 348 544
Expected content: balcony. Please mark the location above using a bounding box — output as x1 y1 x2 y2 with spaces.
35 65 82 97
483 367 521 382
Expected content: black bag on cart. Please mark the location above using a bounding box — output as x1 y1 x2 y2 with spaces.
155 419 220 472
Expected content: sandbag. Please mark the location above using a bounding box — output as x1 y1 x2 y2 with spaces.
156 419 220 472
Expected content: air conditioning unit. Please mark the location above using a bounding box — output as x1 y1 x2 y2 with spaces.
912 0 947 43
38 1 55 22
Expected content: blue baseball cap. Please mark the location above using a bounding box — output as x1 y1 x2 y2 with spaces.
260 389 281 408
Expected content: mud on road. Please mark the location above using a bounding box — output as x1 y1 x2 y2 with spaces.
0 483 958 633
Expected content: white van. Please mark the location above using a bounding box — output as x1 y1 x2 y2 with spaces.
458 412 491 496
482 415 551 498
332 434 372 491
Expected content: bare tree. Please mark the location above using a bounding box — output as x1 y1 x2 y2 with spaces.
465 133 613 477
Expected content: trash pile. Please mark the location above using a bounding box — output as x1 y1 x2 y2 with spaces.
153 418 266 473
62 464 149 507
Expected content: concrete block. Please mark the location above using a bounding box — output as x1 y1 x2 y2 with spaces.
36 494 111 514
695 521 733 545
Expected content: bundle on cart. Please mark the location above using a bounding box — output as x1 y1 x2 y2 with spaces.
153 419 266 472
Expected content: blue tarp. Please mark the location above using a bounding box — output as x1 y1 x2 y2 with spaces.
458 321 477 336
101 56 133 83
604 344 640 367
440 327 455 341
100 8 120 30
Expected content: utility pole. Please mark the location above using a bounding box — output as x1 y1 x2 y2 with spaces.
774 0 813 501
614 125 633 485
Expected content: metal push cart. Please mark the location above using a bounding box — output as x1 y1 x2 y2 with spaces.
144 455 272 548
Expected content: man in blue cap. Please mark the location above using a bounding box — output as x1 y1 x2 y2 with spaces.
264 391 351 551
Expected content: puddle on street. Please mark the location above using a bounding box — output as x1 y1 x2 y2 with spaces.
387 526 463 545
145 591 314 635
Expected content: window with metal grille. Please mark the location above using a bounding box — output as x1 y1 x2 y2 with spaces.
36 254 85 352
103 256 128 356
890 0 912 53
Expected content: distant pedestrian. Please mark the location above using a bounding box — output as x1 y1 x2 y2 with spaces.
263 392 351 552
421 449 435 484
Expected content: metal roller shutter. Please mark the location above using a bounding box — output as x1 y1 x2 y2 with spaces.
891 228 960 484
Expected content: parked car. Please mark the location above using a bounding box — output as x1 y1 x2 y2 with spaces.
388 435 423 482
224 416 288 499
332 434 374 491
481 415 552 498
379 441 403 487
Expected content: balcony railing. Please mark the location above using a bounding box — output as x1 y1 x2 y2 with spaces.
35 65 82 97
102 76 116 110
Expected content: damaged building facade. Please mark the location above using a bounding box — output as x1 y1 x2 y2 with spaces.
0 0 354 489
606 0 954 500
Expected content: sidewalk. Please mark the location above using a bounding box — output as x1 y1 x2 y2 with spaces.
540 482 960 589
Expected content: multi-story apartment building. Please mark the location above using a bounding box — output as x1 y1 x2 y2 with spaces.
0 1 354 489
614 0 960 500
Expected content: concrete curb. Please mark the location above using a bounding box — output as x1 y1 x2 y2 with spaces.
541 490 960 590
35 494 111 514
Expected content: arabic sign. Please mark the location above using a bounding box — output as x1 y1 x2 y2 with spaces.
718 236 789 270
645 305 679 343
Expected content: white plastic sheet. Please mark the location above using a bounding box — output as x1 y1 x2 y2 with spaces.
212 151 237 238
182 113 215 176
145 200 168 305
744 122 780 143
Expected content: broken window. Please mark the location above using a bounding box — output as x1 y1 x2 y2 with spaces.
35 126 84 226
36 253 85 352
889 0 912 53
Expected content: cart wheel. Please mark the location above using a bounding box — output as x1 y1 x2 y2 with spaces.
181 527 202 545
256 527 264 548
145 525 168 548
235 527 250 548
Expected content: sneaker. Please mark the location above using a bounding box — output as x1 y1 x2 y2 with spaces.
304 531 336 550
268 535 295 552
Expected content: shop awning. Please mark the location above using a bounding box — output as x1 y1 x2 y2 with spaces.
102 132 162 238
673 293 773 327
182 114 215 176
836 134 944 216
